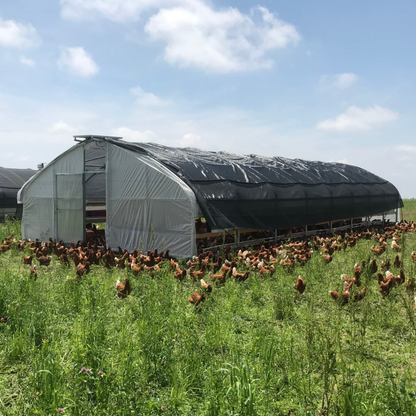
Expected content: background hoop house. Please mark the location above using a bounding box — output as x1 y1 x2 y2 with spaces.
0 167 35 221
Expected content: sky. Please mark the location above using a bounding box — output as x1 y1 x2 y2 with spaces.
0 0 415 197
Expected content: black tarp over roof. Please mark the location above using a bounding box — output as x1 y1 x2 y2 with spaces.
105 139 403 230
0 167 35 209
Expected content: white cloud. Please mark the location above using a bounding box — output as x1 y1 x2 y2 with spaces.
47 121 76 134
60 0 170 21
61 0 300 72
111 127 157 142
145 5 300 72
0 17 40 48
130 86 167 106
20 55 35 66
1 89 415 197
328 158 349 164
396 145 416 155
319 73 358 89
317 105 399 132
177 133 202 147
57 47 99 77
395 146 416 164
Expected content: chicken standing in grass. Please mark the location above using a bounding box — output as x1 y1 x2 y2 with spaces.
188 264 206 282
23 254 34 265
371 243 386 256
330 281 352 305
30 266 37 279
294 276 306 294
341 274 356 286
370 258 378 274
209 256 223 273
259 264 275 277
200 278 212 292
170 258 178 270
210 270 227 285
379 279 393 297
391 238 401 252
38 256 51 267
60 253 70 266
144 264 161 277
116 278 131 298
188 290 206 306
381 259 391 271
321 254 332 263
76 261 90 278
329 289 350 306
394 254 402 268
232 267 250 282
131 260 143 276
406 277 416 292
115 254 128 269
353 287 367 302
174 265 187 282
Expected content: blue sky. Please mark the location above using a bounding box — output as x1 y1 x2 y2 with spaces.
1 0 415 197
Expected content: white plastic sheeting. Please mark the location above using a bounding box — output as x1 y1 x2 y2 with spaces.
106 145 197 258
56 173 84 244
20 145 84 242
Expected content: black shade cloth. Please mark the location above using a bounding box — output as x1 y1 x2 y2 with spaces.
0 166 35 209
105 139 403 230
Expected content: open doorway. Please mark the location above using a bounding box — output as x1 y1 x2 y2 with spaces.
84 139 107 245
53 139 107 245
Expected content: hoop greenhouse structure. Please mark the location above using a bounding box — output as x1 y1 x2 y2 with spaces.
0 166 35 221
18 135 403 258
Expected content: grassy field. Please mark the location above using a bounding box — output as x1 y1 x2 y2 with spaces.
402 199 416 222
1 204 416 415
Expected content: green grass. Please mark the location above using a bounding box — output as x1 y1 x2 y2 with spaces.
1 203 416 415
403 199 416 222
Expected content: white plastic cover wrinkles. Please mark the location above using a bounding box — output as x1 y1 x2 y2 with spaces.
21 145 84 241
56 174 84 244
106 145 197 258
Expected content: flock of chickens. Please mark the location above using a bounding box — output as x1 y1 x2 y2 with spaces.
327 224 416 306
0 220 415 310
184 221 416 307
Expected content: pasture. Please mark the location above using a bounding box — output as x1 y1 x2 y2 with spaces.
1 205 416 415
